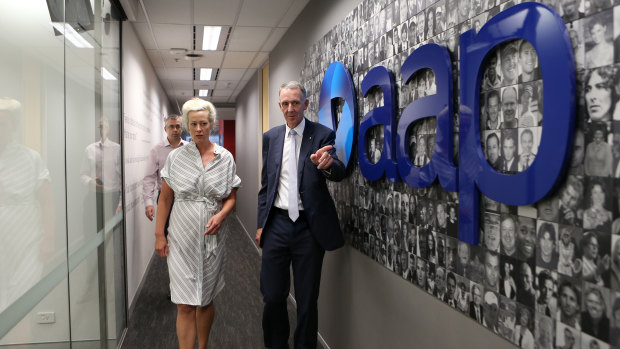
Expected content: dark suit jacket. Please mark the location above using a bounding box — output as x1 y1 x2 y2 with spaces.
257 118 346 251
496 155 519 173
582 311 610 341
469 302 483 323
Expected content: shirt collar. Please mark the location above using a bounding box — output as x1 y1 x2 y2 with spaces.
286 118 305 137
165 137 186 148
188 141 222 156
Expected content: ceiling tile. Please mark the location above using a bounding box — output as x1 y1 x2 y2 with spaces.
168 81 195 89
249 52 269 68
192 51 225 67
227 27 272 52
132 22 157 50
168 89 194 99
213 89 235 97
218 69 247 81
194 81 217 89
148 50 196 68
157 68 193 81
278 0 310 27
211 96 231 103
237 0 291 27
215 80 239 89
262 28 288 52
194 0 242 26
221 52 256 69
151 24 192 50
142 0 191 24
146 50 165 67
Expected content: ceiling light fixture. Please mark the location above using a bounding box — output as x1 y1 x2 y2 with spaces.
52 22 93 48
200 68 212 80
199 89 209 97
101 67 117 80
202 26 221 50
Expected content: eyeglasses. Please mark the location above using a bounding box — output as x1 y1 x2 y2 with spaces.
166 125 182 129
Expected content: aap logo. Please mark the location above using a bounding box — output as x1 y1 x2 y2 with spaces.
318 2 576 246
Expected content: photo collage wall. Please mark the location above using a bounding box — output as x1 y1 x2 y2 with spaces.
300 0 620 348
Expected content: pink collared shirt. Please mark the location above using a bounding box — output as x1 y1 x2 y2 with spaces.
142 137 187 207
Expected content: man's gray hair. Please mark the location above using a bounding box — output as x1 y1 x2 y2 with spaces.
164 114 182 124
279 81 307 100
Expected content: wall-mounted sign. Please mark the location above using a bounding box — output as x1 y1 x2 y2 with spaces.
318 2 576 246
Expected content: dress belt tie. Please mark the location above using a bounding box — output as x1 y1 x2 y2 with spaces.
176 195 220 256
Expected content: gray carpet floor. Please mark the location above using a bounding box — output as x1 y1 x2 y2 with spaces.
120 215 297 349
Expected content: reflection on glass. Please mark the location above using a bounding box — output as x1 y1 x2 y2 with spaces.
0 98 54 313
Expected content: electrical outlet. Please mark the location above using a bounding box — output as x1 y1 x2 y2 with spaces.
36 312 55 324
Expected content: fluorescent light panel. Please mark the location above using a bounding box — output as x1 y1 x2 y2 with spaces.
199 89 209 97
202 26 221 51
200 68 212 80
52 22 93 48
101 67 117 80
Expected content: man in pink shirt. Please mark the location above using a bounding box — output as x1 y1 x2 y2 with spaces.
143 114 187 227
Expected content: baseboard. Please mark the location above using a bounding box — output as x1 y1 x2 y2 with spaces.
235 214 261 256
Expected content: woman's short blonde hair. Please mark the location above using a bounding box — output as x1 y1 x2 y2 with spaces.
0 97 22 120
182 97 217 127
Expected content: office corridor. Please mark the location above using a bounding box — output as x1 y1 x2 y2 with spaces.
120 216 297 349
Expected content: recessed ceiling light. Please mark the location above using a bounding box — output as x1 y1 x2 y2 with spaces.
200 68 212 80
199 89 209 97
202 26 221 51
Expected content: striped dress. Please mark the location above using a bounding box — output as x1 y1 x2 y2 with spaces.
0 141 50 312
161 142 241 306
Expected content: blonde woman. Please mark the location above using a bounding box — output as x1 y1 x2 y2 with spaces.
155 98 241 349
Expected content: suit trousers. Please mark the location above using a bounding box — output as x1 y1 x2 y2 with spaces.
260 210 325 349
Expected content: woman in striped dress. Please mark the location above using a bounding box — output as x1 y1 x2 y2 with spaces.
155 98 241 349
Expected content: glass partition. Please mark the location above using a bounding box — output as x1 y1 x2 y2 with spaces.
0 1 125 347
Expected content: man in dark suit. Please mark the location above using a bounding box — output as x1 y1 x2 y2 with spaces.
496 131 519 173
469 283 484 324
256 81 346 349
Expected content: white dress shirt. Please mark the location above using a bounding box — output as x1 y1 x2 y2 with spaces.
80 138 122 193
274 118 305 212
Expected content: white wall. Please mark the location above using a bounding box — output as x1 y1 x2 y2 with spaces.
122 22 172 310
234 72 261 237
248 0 518 347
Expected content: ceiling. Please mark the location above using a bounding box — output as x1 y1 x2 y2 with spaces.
119 0 310 112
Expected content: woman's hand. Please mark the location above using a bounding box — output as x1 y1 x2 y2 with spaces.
155 235 169 257
205 212 225 235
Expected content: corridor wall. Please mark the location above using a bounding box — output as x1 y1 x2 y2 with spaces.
240 0 549 347
121 21 173 310
235 72 261 243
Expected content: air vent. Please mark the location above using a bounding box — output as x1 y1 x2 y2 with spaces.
185 53 203 61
